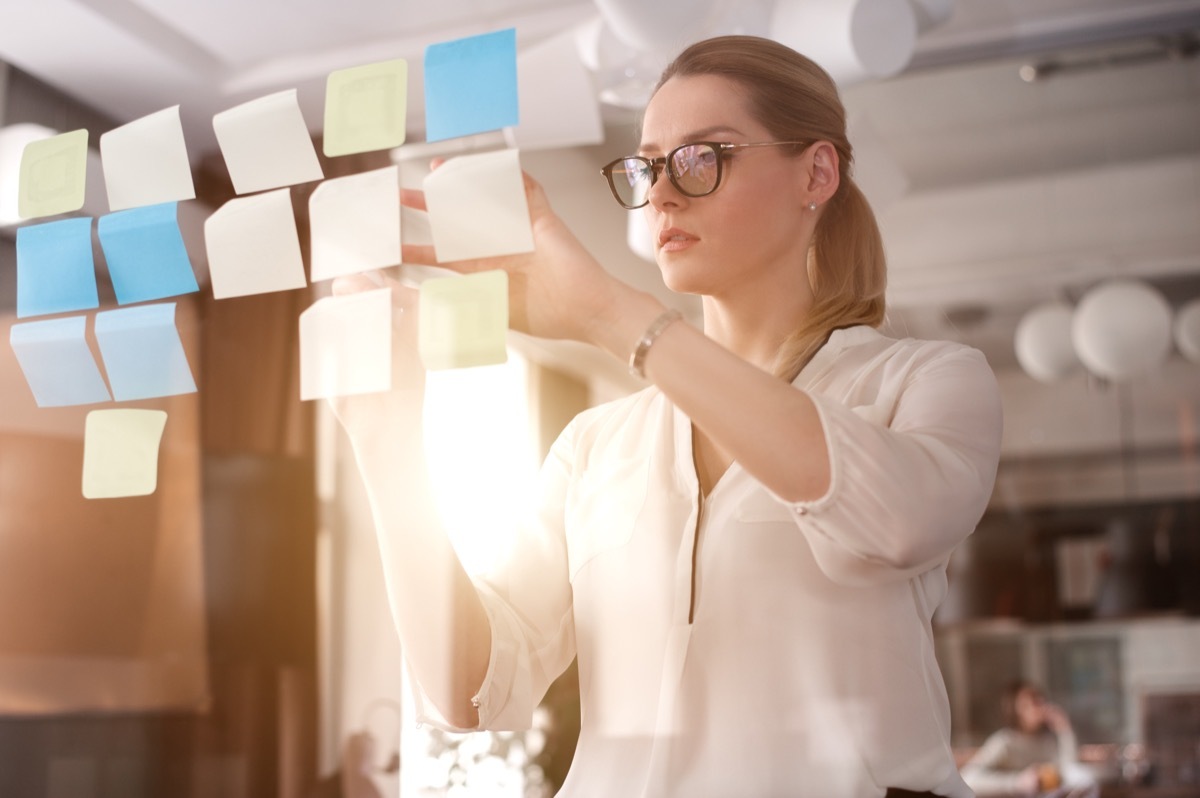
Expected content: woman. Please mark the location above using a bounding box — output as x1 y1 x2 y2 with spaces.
962 681 1098 797
333 35 1003 797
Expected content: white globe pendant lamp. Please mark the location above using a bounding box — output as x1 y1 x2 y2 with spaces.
1014 302 1080 382
1071 280 1173 381
1173 298 1200 363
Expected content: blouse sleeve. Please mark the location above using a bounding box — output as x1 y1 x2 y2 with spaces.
786 345 1003 587
408 419 579 732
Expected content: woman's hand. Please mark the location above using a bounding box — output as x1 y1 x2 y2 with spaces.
399 168 627 347
1043 703 1072 734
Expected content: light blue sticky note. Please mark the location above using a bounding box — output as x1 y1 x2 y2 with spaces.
9 315 112 407
97 202 199 305
94 302 197 401
15 217 99 318
424 28 519 142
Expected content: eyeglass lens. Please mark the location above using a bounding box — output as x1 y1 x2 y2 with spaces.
608 143 721 208
671 144 719 196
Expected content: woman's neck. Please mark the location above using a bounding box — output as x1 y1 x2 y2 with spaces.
701 293 813 374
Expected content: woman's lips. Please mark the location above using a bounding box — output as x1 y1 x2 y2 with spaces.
658 227 698 253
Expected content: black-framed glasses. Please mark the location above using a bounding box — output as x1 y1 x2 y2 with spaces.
600 140 810 210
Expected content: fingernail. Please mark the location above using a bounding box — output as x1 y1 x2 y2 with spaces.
364 271 387 287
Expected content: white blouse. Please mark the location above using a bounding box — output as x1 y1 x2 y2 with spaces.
410 325 1004 798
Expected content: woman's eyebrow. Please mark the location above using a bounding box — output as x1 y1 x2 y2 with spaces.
638 126 746 154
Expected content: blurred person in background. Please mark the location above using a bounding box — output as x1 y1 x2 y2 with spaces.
963 680 1099 797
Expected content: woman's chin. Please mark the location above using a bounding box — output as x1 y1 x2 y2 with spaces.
657 261 711 296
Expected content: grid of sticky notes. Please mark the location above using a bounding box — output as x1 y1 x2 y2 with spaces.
299 27 530 394
7 27 538 498
10 103 200 500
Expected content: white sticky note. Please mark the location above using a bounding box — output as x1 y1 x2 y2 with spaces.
100 105 196 212
204 188 308 299
299 288 392 400
212 89 324 195
423 148 534 263
309 166 401 282
401 203 433 247
9 316 112 407
419 270 508 370
509 31 604 151
82 409 168 499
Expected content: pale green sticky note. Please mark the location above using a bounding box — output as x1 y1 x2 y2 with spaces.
323 59 408 157
418 270 508 370
19 129 89 219
82 409 168 499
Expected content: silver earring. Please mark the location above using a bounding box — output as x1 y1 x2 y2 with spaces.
808 201 818 211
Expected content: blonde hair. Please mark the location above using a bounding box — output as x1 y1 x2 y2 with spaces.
655 36 887 379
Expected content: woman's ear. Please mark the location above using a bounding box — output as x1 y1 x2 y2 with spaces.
807 141 840 204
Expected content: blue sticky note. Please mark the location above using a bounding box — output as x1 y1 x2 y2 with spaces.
94 302 197 401
9 315 112 407
16 217 99 318
97 202 199 305
424 28 519 142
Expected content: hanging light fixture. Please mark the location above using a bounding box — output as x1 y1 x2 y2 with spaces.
770 0 919 84
578 0 945 111
1071 279 1173 382
1173 297 1200 364
1014 301 1081 383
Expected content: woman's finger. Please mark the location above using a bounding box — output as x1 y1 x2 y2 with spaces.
399 187 428 212
401 243 439 266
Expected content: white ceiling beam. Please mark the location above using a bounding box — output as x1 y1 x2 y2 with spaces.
882 153 1200 307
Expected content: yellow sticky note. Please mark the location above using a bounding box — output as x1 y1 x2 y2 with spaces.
323 59 408 157
82 409 168 499
18 129 89 219
418 270 508 370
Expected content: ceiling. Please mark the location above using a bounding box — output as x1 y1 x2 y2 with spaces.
1 0 1199 376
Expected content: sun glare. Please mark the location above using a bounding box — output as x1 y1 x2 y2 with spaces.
421 353 538 576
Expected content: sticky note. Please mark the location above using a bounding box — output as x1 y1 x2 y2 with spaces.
424 28 518 142
510 31 603 151
212 89 324 194
9 316 112 407
94 302 197 401
18 128 89 219
419 270 507 370
309 166 400 282
100 105 196 212
98 202 199 304
16 217 99 318
323 59 408 157
82 409 168 499
204 188 308 299
423 148 533 262
299 288 392 400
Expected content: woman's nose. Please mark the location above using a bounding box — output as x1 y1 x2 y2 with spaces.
647 164 685 210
